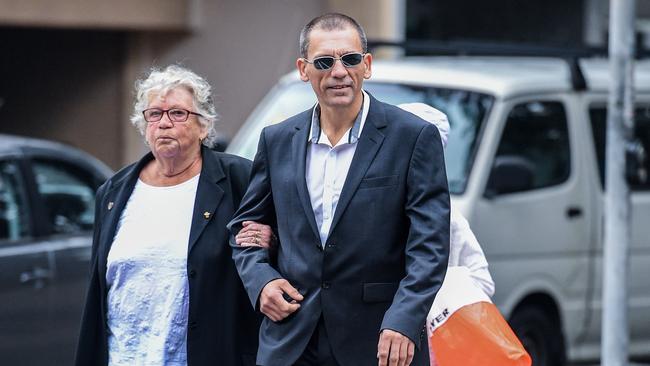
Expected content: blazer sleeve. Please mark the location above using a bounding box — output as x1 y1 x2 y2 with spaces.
380 122 450 347
227 128 283 308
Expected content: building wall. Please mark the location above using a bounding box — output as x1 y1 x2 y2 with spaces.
0 28 125 168
0 0 191 30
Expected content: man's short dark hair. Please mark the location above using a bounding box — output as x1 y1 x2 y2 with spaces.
299 13 368 58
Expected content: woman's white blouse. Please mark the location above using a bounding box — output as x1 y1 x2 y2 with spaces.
106 174 199 366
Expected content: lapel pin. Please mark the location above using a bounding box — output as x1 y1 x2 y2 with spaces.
203 211 211 219
108 202 114 210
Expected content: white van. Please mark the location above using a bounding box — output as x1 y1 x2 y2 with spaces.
226 56 650 366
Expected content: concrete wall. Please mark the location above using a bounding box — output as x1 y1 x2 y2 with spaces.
0 0 191 30
0 28 125 168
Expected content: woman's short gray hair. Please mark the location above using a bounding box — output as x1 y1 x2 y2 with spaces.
130 64 218 148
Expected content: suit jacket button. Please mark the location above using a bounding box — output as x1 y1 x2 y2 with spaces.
322 282 331 289
189 321 198 329
316 243 323 251
189 269 197 279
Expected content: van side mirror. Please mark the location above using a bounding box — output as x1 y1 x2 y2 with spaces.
484 155 535 199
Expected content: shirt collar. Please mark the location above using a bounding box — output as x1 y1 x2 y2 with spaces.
309 90 370 145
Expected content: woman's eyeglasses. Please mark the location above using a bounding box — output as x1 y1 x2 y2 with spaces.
302 52 365 71
142 108 204 123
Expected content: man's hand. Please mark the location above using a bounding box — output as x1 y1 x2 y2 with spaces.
236 221 275 248
259 279 303 322
377 329 415 366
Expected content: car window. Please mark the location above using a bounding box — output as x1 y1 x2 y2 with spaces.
32 160 96 234
494 101 571 190
589 105 650 191
226 81 494 194
0 160 30 242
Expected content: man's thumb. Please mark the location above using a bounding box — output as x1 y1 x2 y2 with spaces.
280 282 303 301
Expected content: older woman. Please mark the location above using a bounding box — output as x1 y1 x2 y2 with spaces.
75 65 259 366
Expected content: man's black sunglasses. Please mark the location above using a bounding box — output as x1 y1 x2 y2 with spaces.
303 52 365 70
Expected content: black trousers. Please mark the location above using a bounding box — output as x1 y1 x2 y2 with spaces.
294 316 340 366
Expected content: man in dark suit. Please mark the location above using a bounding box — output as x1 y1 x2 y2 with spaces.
228 13 450 366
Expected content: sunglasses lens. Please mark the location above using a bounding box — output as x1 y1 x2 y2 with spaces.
313 57 335 70
341 53 363 67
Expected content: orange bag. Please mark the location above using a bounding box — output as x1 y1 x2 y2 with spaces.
427 267 531 366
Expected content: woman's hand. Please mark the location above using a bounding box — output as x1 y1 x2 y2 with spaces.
236 221 276 248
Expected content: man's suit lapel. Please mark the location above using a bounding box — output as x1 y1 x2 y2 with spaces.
291 115 321 241
187 147 225 254
328 96 387 238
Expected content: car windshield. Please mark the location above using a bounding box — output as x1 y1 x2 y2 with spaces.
227 81 494 194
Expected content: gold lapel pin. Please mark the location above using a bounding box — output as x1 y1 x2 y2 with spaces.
203 211 211 219
108 202 114 210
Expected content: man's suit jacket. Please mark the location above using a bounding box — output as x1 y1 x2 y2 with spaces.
229 94 450 366
75 147 260 366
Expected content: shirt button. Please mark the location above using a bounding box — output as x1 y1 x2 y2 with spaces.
322 282 331 289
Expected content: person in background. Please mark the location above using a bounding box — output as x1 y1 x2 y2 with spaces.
75 65 260 366
398 102 494 297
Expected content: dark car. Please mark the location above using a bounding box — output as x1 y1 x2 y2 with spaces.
0 134 112 365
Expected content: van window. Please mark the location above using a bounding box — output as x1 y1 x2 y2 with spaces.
32 160 96 234
494 101 571 190
589 105 650 190
0 160 30 242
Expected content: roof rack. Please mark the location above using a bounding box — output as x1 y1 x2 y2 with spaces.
367 40 650 92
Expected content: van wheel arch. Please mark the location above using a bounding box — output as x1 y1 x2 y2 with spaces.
508 294 566 366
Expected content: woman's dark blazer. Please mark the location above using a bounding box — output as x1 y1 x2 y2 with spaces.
75 146 260 366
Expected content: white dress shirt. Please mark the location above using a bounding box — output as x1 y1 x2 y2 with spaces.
306 91 370 246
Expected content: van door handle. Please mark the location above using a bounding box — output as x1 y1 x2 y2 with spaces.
566 206 583 219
